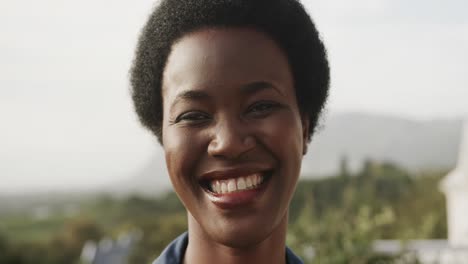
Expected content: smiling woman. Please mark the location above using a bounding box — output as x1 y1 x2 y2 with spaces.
130 0 329 263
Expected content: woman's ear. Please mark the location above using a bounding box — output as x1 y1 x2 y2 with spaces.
301 115 310 156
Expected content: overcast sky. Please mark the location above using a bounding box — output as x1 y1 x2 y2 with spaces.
1 0 467 194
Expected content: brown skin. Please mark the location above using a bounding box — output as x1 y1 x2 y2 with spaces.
161 28 309 264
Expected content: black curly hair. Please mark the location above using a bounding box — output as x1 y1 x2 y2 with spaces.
130 0 330 144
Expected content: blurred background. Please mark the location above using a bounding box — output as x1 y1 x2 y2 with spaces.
1 0 467 263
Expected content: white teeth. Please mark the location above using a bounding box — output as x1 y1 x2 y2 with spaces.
237 178 246 190
227 179 236 192
245 177 253 188
221 182 227 193
211 181 220 193
255 174 260 185
215 181 220 193
209 173 266 194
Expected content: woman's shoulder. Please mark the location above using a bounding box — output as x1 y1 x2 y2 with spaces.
152 232 188 264
286 246 304 264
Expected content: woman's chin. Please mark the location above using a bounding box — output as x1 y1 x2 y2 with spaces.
208 225 271 248
197 211 287 249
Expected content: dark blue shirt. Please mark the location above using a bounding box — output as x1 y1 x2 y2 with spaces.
152 232 304 264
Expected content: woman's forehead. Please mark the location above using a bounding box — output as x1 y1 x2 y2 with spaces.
162 27 294 98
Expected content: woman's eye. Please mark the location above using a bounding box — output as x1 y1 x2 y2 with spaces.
175 111 210 124
247 101 281 117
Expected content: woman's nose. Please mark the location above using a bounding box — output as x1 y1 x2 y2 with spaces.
207 119 255 159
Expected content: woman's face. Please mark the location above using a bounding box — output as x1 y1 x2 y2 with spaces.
161 28 308 247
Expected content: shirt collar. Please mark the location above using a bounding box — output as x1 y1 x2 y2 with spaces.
152 232 304 264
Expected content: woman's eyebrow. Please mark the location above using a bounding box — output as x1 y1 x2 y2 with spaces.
170 81 283 109
170 90 210 109
241 81 284 96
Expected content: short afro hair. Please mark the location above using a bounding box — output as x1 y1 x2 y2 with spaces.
130 0 330 144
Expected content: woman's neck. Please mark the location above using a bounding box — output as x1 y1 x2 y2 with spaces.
184 213 288 264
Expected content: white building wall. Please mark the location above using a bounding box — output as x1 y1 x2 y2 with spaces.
446 190 468 247
441 121 468 248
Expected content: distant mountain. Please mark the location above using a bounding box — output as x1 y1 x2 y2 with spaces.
101 150 171 197
301 112 462 176
107 112 463 195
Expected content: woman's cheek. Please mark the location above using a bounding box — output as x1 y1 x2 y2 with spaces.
257 113 303 150
164 129 192 179
164 128 205 192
